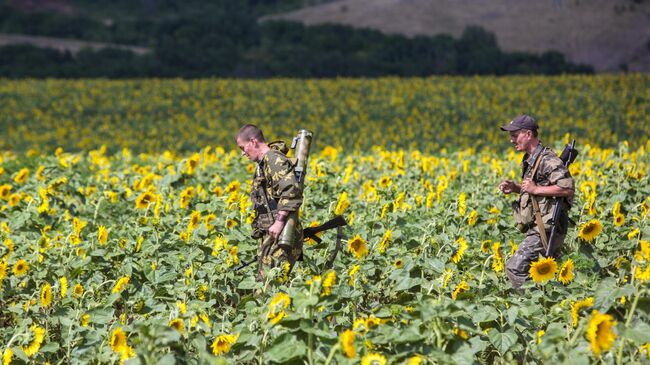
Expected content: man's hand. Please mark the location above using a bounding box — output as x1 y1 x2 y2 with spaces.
498 180 519 194
520 178 538 194
268 220 286 239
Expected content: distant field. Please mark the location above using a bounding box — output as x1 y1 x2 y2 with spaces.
0 75 648 154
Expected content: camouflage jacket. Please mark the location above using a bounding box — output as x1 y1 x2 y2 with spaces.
515 143 574 228
250 149 303 237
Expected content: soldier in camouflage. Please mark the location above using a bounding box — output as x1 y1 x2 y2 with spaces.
498 115 575 289
236 124 303 282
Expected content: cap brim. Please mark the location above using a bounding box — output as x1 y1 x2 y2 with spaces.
500 124 519 131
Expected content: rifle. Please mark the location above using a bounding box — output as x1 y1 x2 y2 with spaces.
545 139 578 257
234 215 348 271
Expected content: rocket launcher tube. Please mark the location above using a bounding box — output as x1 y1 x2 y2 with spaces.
278 130 313 249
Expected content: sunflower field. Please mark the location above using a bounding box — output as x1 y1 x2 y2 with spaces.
0 75 649 364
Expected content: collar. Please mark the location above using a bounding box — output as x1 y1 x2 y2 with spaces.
524 143 545 166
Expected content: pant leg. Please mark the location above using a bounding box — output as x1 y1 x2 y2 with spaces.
256 221 304 282
506 228 567 289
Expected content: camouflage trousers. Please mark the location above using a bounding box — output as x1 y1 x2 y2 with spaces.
505 228 565 289
256 224 303 282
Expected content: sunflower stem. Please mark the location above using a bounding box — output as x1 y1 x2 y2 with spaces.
323 343 340 365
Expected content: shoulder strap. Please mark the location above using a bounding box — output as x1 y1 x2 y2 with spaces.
256 163 275 219
529 149 549 252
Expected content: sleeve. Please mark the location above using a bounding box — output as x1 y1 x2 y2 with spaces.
266 152 303 212
541 154 574 190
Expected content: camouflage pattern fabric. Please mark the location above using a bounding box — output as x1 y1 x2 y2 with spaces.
507 143 574 288
256 222 304 282
250 149 303 281
520 144 574 221
506 228 566 288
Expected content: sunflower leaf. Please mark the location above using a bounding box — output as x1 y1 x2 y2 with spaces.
488 329 518 355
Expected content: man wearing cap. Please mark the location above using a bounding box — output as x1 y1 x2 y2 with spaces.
498 115 575 289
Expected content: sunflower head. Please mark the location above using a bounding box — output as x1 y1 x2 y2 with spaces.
579 220 603 242
340 329 356 359
13 259 29 276
135 192 155 209
586 310 616 357
613 214 625 227
40 283 53 308
529 257 558 283
168 318 185 333
348 235 368 259
558 259 575 285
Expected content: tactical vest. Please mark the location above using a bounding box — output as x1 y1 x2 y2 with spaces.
512 147 569 233
249 141 292 239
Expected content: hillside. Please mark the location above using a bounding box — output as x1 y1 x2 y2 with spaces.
266 0 650 72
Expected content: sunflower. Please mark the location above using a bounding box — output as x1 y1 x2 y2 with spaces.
558 259 575 285
135 191 155 209
13 168 29 184
72 283 84 297
225 219 237 229
168 318 185 334
112 276 130 294
13 259 29 276
613 213 625 227
393 259 404 269
335 191 350 215
58 276 68 298
452 281 469 300
322 271 336 296
267 292 291 324
340 329 356 358
0 260 7 283
481 240 491 253
457 192 466 217
579 220 603 242
211 333 239 355
407 355 423 365
39 283 53 308
529 257 557 283
361 352 387 365
184 153 200 175
586 310 616 357
0 184 12 199
378 229 392 253
571 297 594 327
536 330 545 344
8 194 20 207
22 325 45 357
451 237 467 264
348 235 368 259
95 226 108 245
628 228 640 240
110 327 128 352
378 176 392 189
3 348 12 365
468 210 478 226
80 314 90 327
491 242 504 273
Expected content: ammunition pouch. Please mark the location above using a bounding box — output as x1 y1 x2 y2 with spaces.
251 201 277 239
512 194 534 233
512 194 569 234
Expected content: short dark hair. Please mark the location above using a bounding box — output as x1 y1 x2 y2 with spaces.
236 124 265 142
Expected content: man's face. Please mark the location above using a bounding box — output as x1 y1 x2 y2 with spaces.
236 137 257 161
509 129 531 152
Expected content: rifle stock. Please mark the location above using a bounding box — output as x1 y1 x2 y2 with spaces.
234 215 348 271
